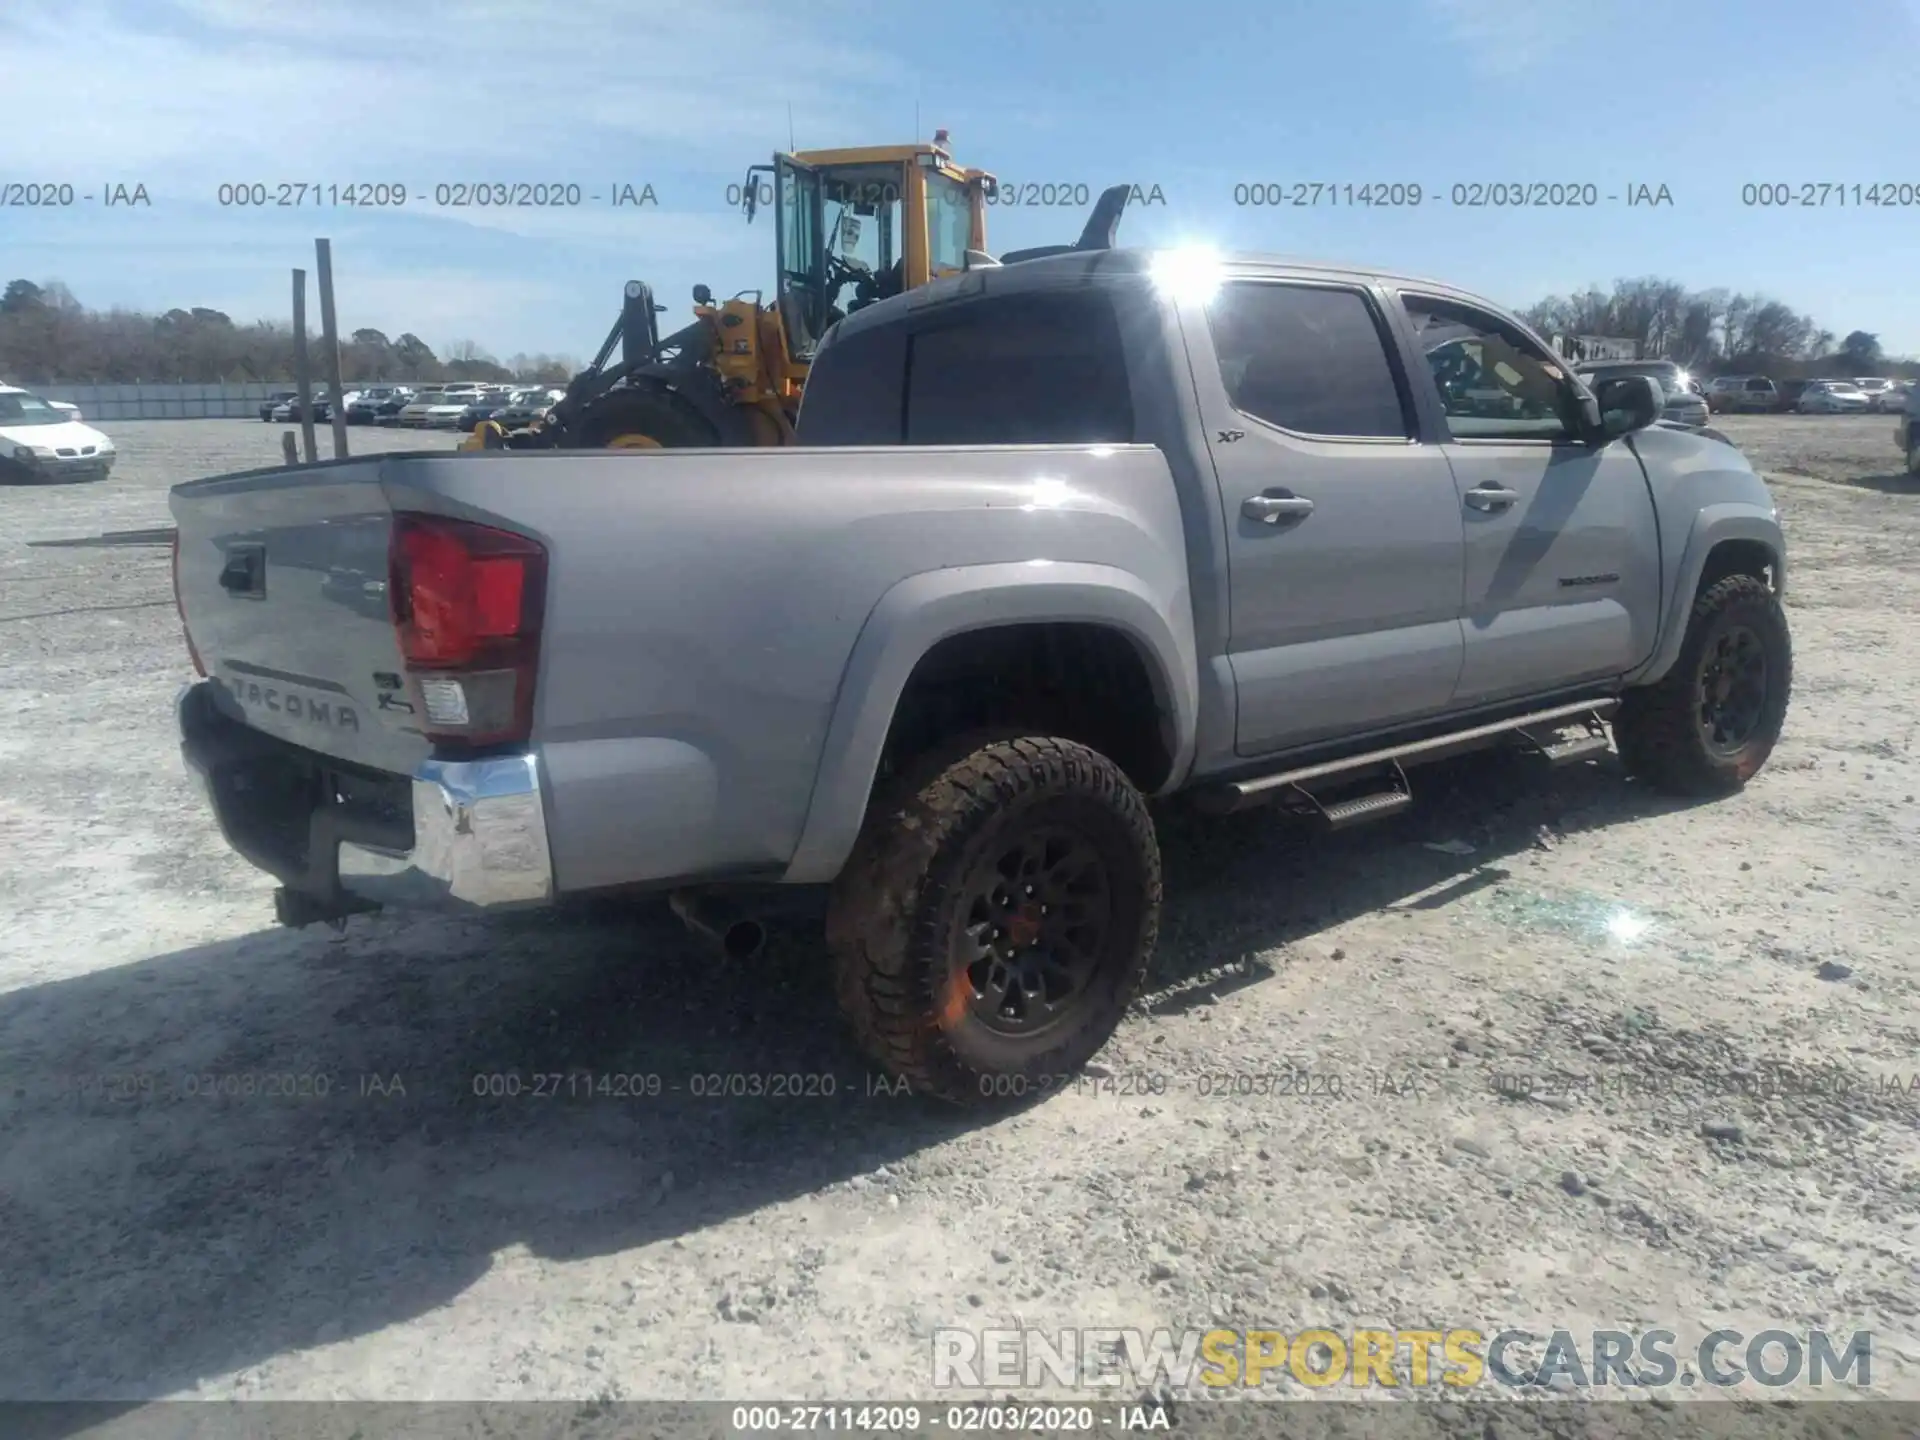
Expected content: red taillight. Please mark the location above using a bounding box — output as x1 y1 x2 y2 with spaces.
171 529 206 677
389 513 545 747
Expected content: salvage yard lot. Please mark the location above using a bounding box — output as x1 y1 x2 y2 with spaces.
1 417 1916 1404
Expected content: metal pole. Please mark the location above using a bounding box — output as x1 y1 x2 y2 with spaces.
291 269 318 464
315 238 349 459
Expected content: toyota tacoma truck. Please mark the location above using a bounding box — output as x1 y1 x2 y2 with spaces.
170 246 1791 1103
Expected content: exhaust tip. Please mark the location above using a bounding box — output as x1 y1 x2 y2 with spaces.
722 920 767 962
669 890 768 962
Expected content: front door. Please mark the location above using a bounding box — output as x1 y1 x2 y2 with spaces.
1393 293 1662 707
773 153 826 354
1190 276 1467 757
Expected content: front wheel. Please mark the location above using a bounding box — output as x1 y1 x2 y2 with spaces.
577 385 719 449
1614 574 1791 797
826 736 1161 1104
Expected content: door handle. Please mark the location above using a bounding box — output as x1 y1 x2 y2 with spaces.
1463 485 1519 512
1241 492 1315 525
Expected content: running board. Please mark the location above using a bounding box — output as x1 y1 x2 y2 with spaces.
1212 699 1619 813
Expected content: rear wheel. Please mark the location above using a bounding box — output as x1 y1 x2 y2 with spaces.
576 386 718 449
1614 574 1791 797
826 736 1161 1104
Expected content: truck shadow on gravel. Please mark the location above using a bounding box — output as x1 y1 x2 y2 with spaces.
1143 749 1704 1000
0 753 1700 1407
1841 470 1920 494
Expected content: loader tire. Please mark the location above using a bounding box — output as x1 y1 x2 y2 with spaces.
826 735 1161 1105
577 386 718 449
1613 574 1791 797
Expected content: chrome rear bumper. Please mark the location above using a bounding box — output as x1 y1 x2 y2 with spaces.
338 754 554 909
177 680 554 917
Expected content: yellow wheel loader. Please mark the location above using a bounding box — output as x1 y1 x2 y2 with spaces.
465 137 1133 453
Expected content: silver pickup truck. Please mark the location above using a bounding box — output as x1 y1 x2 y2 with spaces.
171 246 1790 1103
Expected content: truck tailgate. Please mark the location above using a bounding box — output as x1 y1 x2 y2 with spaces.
170 459 429 777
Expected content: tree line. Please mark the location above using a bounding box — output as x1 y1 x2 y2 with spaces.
1522 277 1904 378
0 279 579 386
0 272 1909 386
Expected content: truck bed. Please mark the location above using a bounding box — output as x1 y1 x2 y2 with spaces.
171 444 1191 898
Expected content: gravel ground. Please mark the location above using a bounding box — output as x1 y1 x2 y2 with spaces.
1 416 1916 1416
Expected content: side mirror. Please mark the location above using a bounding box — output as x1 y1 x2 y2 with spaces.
1582 374 1662 442
692 284 713 306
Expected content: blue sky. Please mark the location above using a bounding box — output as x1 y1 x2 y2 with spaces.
4 0 1918 362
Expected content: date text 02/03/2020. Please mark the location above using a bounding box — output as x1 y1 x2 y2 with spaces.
210 181 659 208
1 182 149 206
1230 181 1674 207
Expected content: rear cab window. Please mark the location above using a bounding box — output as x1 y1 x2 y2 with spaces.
796 288 1137 446
902 290 1135 445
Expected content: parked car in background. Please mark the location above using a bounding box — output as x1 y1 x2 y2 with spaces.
346 386 410 424
1852 377 1903 412
373 387 424 425
396 388 458 427
449 387 518 431
270 393 332 424
45 399 82 420
1705 376 1744 413
487 387 565 430
1796 380 1871 414
425 386 492 428
1714 376 1779 413
1574 359 1709 429
259 390 300 421
0 385 115 481
1775 379 1814 412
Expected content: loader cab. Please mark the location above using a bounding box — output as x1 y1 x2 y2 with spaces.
750 141 993 362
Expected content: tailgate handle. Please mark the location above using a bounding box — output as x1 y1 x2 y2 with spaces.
218 545 266 598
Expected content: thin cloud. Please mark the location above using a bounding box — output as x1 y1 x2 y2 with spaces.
0 0 931 354
1425 0 1583 77
2 0 914 181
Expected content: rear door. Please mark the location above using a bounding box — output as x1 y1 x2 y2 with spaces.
1188 275 1467 755
1388 292 1661 708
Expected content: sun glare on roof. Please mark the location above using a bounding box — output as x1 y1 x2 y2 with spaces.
1149 245 1224 307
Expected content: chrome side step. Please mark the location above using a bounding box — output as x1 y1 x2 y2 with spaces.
1291 760 1413 830
1518 715 1614 767
1216 698 1620 814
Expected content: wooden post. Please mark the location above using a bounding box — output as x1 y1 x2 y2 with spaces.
291 269 318 464
281 431 299 466
315 238 350 459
